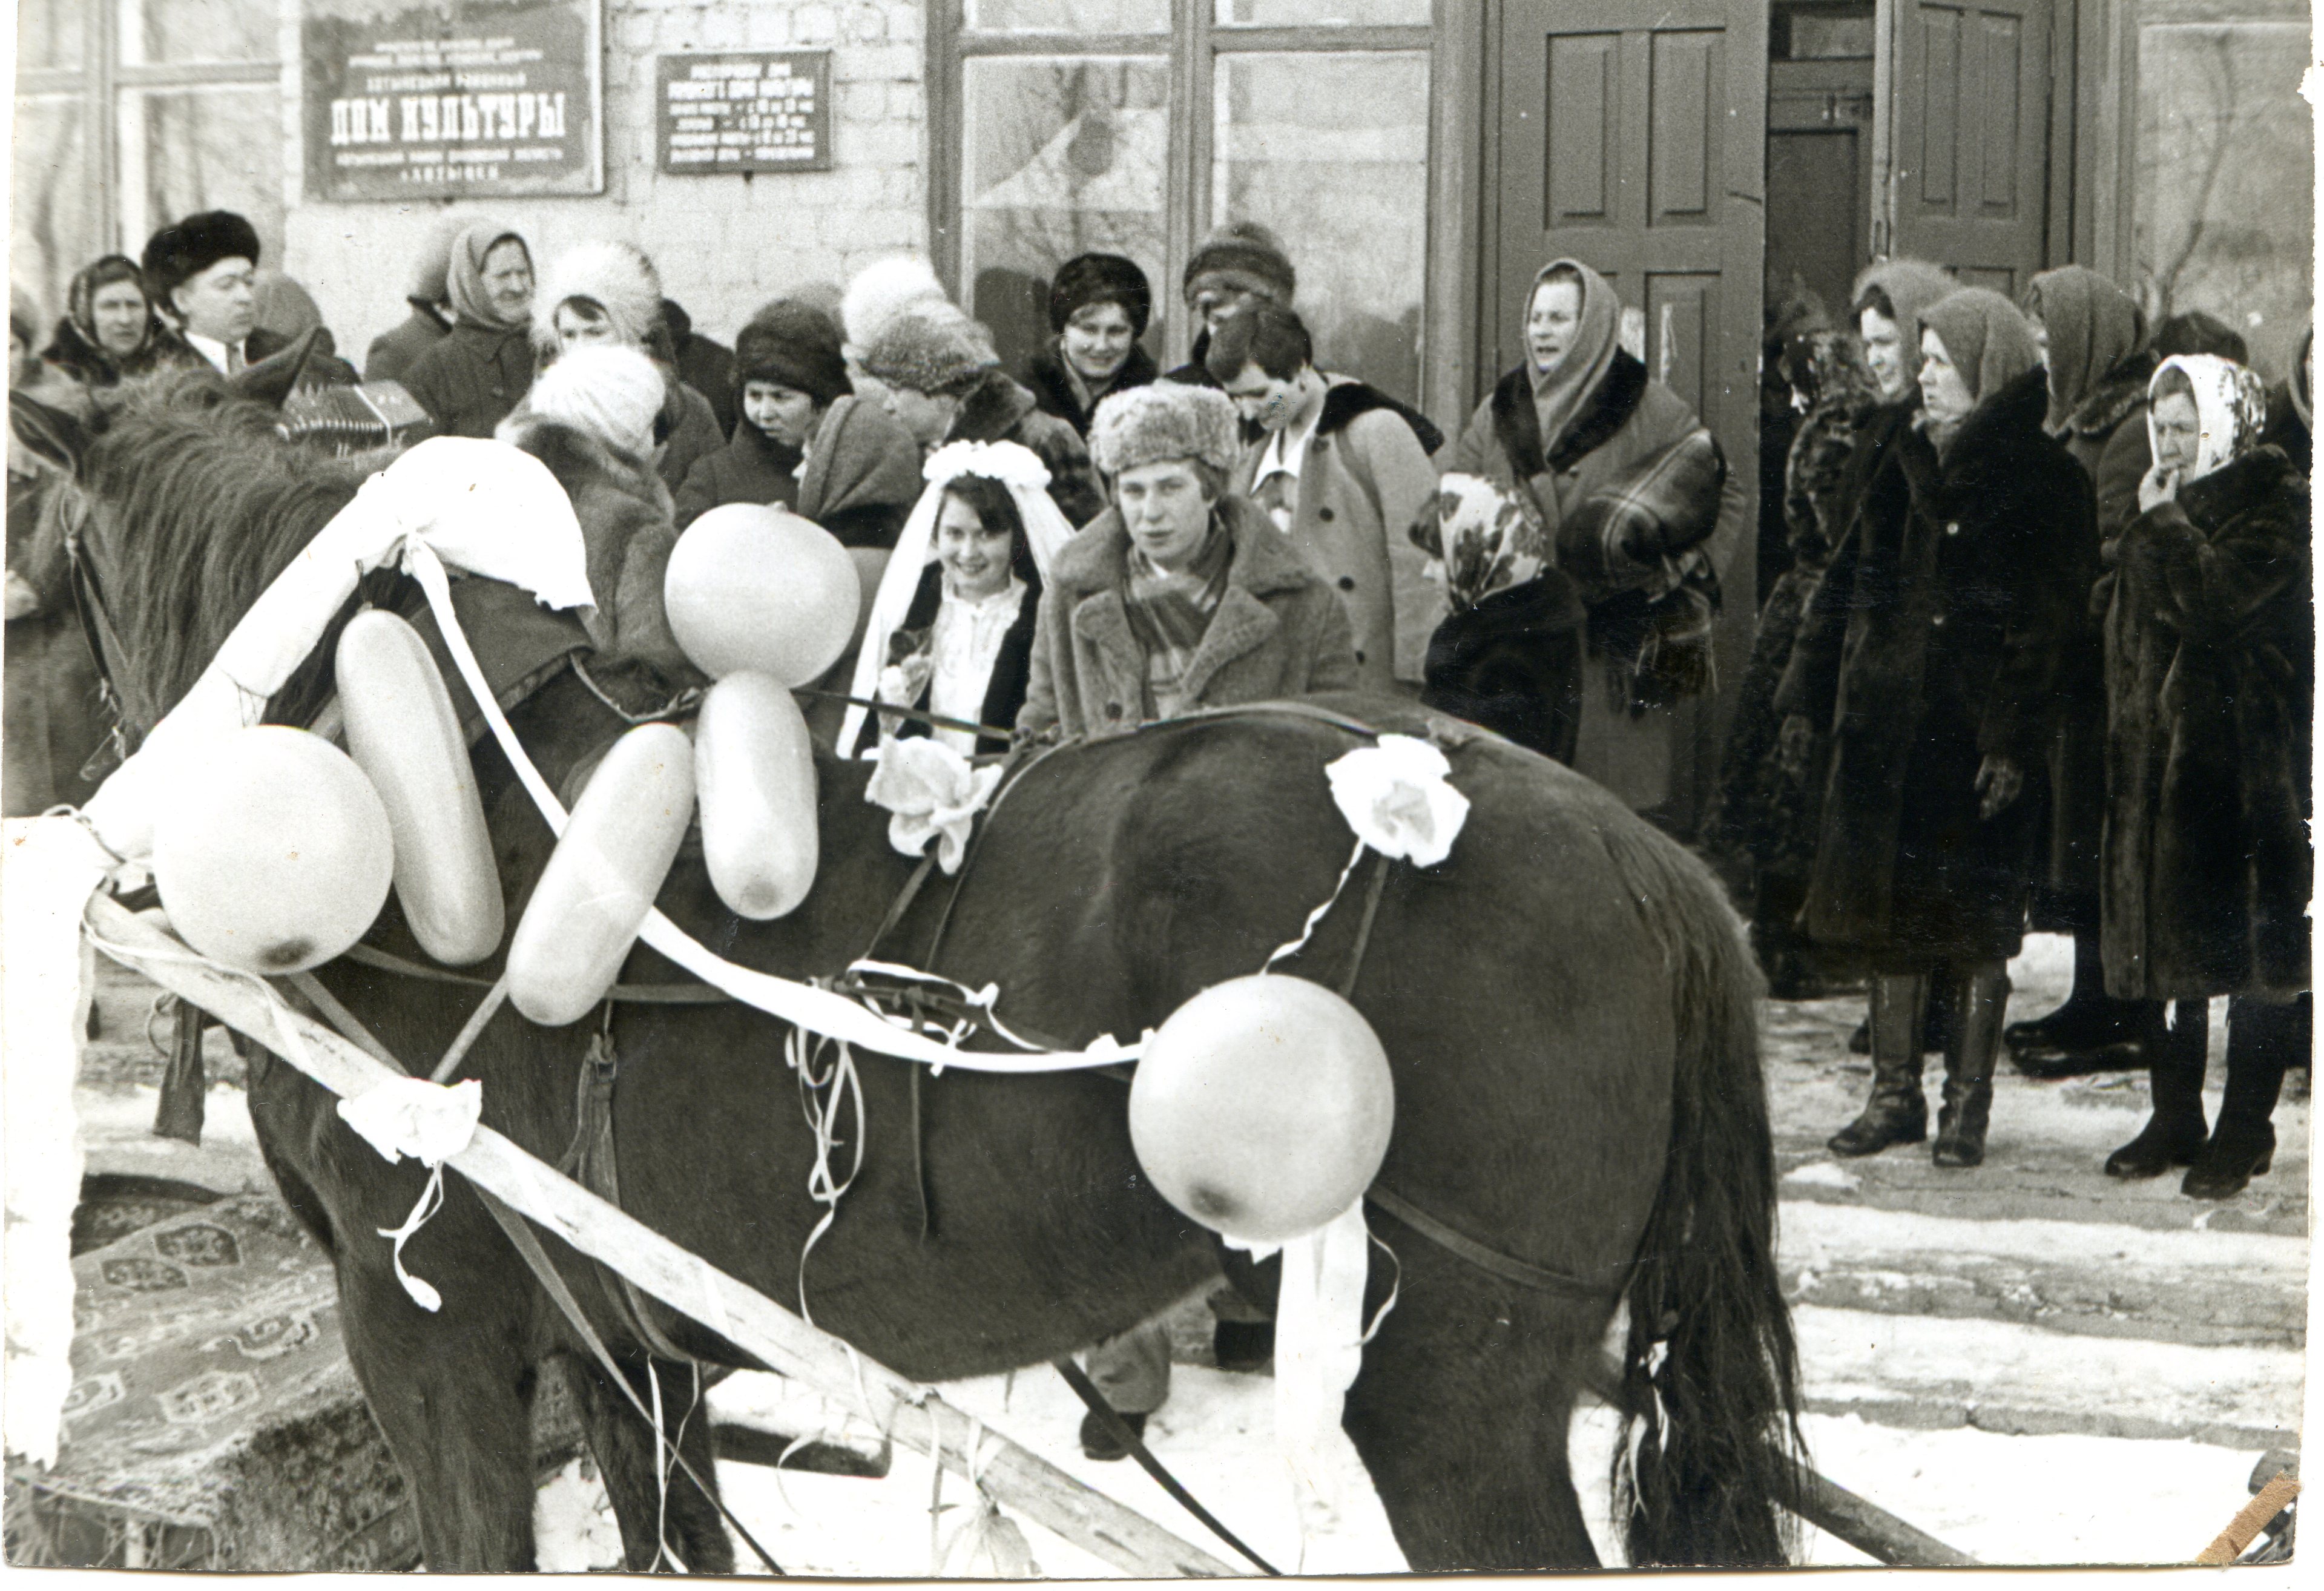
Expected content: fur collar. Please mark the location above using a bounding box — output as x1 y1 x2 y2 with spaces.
1897 365 2058 510
1489 347 1649 478
951 367 1039 444
1315 378 1446 455
2065 349 2159 441
1025 341 1159 429
2178 444 2308 532
1050 493 1317 601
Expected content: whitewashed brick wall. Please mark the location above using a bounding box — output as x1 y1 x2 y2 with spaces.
283 0 928 363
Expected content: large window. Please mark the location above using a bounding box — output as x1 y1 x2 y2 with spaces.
933 0 1441 405
12 0 283 328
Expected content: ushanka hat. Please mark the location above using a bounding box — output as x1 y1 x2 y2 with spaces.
1088 382 1242 478
856 301 998 396
1049 252 1152 337
1182 220 1295 307
840 253 949 353
735 298 851 407
140 209 262 309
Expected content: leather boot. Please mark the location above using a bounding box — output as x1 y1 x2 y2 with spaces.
2007 931 2152 1076
2184 995 2303 1200
1829 973 1927 1156
1933 965 2008 1168
2105 1000 2209 1178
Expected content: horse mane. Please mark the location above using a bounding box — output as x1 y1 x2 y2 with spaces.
78 369 397 736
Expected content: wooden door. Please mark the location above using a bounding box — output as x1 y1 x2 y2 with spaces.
1493 0 1767 829
1888 0 2053 294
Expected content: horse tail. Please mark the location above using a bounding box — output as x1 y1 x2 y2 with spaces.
1599 818 1802 1567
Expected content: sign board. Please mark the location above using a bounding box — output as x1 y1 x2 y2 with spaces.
301 0 604 200
657 52 833 174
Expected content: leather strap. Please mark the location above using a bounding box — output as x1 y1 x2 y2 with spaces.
1363 1185 1621 1301
339 942 734 1004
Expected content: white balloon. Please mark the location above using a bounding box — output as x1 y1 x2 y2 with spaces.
664 504 860 685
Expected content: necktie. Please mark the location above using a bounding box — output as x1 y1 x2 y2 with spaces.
226 343 246 375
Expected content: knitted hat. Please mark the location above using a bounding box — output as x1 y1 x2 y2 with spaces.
510 344 667 460
534 241 665 355
1182 221 1294 308
735 299 851 407
140 210 262 310
1049 252 1152 336
1088 383 1242 478
856 301 998 396
841 253 949 352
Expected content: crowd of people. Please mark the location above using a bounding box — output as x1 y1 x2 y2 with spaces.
4 205 2311 1450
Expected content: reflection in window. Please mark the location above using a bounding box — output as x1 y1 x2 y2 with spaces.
120 87 285 266
11 98 94 323
1212 52 1429 403
966 0 1170 34
1216 0 1430 24
961 56 1170 377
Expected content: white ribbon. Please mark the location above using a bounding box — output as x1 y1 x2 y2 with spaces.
337 1077 484 1312
864 737 1004 874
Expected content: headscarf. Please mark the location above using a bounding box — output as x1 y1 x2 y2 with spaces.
1919 287 2041 405
62 256 152 358
2147 354 2269 486
252 269 324 341
2024 265 2143 432
445 220 530 333
1849 259 1957 399
1524 259 1622 459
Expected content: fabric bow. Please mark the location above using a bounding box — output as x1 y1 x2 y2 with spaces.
337 1077 484 1312
864 737 1004 874
1323 736 1470 869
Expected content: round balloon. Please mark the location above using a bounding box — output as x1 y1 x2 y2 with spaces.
152 726 395 974
664 504 861 685
1128 975 1395 1245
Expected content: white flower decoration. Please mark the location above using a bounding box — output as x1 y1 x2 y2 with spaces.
1324 735 1470 868
923 439 1053 494
338 1076 484 1168
865 736 1005 874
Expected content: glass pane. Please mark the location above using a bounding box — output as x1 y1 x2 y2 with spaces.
1212 52 1429 403
117 0 277 66
2133 10 2314 381
11 97 96 336
961 55 1170 378
1217 0 1430 24
966 0 1169 33
17 0 88 72
119 87 285 277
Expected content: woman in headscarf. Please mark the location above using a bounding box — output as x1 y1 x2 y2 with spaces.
39 255 164 388
401 220 535 438
1779 287 2092 1170
2001 266 2159 1076
2098 355 2308 1198
1446 259 1744 776
532 241 723 494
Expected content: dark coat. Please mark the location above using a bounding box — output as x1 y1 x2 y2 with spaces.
364 300 451 385
1024 340 1159 437
948 369 1107 529
673 329 739 438
400 321 535 438
1777 367 2093 970
2101 447 2311 1001
4 447 107 815
855 561 1040 758
672 418 803 529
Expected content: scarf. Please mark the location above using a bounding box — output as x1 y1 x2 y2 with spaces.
2026 265 2144 432
1121 514 1236 715
2150 354 2270 486
1525 259 1622 460
1917 287 2041 453
1849 259 1957 400
65 256 153 364
446 220 531 333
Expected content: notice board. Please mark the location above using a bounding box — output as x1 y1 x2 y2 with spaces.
657 52 833 174
301 0 604 200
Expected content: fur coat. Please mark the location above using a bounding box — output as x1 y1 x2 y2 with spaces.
2100 446 2312 1001
1024 340 1159 438
1776 366 2093 970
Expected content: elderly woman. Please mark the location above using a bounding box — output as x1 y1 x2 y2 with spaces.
1017 382 1356 742
1024 253 1159 437
1779 287 2093 1169
2098 355 2309 1198
39 255 163 388
533 242 724 495
401 220 536 438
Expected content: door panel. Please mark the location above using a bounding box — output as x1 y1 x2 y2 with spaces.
1891 0 2052 295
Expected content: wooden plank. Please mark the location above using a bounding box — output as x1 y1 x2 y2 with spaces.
84 897 1236 1579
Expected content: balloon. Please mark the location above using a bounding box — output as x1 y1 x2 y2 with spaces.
846 547 890 654
1128 975 1395 1245
664 504 860 685
696 671 819 920
506 723 695 1027
335 609 504 965
153 726 394 974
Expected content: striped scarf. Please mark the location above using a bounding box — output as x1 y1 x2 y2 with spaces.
1121 514 1236 717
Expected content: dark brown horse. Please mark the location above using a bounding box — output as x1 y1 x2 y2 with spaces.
16 371 1800 1573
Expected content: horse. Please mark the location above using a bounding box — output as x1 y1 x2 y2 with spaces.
14 368 1802 1573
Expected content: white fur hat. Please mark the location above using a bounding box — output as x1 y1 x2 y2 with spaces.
508 344 666 458
533 240 664 354
840 253 949 352
1088 383 1243 478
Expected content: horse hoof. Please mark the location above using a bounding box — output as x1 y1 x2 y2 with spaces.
1079 1409 1145 1463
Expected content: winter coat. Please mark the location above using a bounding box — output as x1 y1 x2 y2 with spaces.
4 445 107 815
1776 367 2093 970
1017 494 1359 740
947 369 1107 529
39 317 168 389
673 418 803 529
1447 348 1746 808
795 394 924 549
856 561 1039 758
401 321 536 438
1231 377 1441 689
364 300 451 385
671 328 738 438
656 377 726 496
1024 340 1159 438
2100 447 2311 1001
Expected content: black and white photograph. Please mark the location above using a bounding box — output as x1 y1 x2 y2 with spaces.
0 0 2312 1575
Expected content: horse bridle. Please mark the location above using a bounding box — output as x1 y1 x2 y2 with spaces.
60 502 137 779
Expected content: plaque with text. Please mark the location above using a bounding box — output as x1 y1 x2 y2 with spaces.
657 51 833 175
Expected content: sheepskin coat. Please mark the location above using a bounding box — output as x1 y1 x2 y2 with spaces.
2101 446 2312 1001
1776 367 2094 970
1017 495 1358 740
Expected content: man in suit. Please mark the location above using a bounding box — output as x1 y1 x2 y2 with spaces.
141 210 291 375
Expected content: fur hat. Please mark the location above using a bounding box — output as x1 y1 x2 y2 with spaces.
1088 383 1242 478
856 301 997 396
841 254 949 352
735 299 850 408
534 241 665 354
510 344 667 460
1182 221 1294 308
140 210 262 309
1049 252 1151 337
